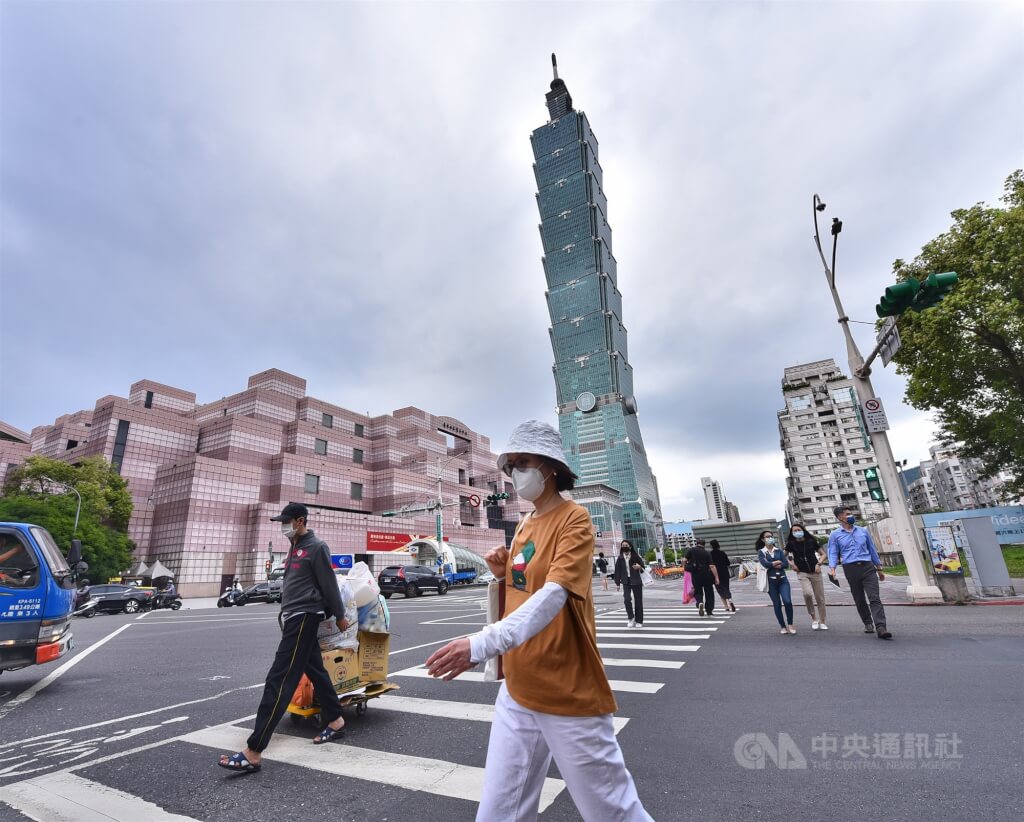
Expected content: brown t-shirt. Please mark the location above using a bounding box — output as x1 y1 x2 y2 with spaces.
503 499 616 717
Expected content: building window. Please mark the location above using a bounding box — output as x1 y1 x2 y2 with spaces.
65 440 78 450
304 474 320 494
354 423 365 438
459 468 467 485
351 482 363 501
144 391 154 409
315 439 328 456
322 413 333 429
111 420 130 473
353 448 364 465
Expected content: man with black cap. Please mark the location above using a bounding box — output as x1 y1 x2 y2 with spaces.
218 503 349 774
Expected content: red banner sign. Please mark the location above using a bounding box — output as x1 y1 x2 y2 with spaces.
366 532 449 552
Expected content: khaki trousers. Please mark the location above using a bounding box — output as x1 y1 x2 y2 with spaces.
796 570 827 622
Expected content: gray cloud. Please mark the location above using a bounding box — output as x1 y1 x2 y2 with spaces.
2 1 1021 522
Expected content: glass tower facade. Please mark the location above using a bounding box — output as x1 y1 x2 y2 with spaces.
529 60 665 551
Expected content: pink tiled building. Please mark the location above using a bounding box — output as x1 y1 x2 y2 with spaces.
19 370 528 595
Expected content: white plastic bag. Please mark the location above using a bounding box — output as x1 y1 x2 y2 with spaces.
346 561 380 607
358 594 391 633
318 580 359 651
639 569 654 587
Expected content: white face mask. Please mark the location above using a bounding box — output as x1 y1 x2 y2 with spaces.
765 537 776 546
281 522 297 540
793 530 804 539
512 467 548 502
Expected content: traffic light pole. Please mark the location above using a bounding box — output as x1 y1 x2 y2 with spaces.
813 196 942 603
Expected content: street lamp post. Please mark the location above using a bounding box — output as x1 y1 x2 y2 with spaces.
42 476 82 536
811 196 941 602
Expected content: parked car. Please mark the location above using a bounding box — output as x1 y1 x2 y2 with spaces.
241 580 282 604
85 584 155 614
377 565 449 599
477 571 496 585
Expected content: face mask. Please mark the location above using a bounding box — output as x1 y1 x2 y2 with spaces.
845 515 856 525
512 467 547 501
793 530 804 539
281 522 297 539
765 537 776 546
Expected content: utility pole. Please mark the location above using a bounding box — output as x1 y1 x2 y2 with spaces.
42 476 82 536
812 196 942 602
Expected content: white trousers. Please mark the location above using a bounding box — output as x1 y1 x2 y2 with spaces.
476 683 653 822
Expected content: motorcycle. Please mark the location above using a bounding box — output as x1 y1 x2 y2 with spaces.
149 593 182 611
217 588 246 608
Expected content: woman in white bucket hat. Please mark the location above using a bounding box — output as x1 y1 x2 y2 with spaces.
426 420 652 822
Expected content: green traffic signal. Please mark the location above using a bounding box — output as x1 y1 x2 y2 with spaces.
875 279 920 318
863 466 885 501
911 271 958 312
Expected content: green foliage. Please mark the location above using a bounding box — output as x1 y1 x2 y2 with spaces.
1 455 135 582
889 171 1024 497
0 495 135 584
644 549 657 563
4 455 133 530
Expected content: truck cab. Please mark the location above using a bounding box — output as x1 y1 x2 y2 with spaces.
0 523 82 672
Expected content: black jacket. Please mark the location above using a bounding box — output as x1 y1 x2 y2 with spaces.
685 546 715 583
280 530 344 619
614 552 645 586
787 537 821 574
709 548 731 581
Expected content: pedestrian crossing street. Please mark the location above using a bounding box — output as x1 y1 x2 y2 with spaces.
0 598 735 821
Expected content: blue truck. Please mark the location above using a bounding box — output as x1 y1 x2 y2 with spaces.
1 523 86 673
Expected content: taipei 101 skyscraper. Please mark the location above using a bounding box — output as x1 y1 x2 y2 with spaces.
530 55 665 551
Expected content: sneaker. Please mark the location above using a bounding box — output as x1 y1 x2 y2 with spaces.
698 603 705 616
811 621 820 630
864 624 876 634
819 623 829 631
780 628 789 635
787 626 797 634
635 623 643 629
627 619 635 628
876 626 892 640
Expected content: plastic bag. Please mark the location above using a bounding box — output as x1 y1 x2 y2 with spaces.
737 563 748 581
318 580 359 651
756 564 769 593
346 561 380 607
682 571 695 604
640 569 654 587
358 594 390 633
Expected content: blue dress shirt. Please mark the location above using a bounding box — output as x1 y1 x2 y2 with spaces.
827 525 881 569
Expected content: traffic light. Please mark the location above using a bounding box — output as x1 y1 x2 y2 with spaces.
875 279 920 317
912 271 958 312
863 466 885 501
484 492 509 506
265 559 272 574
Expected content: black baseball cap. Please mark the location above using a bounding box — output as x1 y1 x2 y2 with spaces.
271 503 308 522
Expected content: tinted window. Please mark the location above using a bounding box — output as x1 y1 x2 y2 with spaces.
0 532 40 588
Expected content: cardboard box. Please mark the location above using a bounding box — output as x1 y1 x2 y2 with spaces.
321 631 390 693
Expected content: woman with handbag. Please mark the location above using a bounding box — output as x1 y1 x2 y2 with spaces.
424 420 652 822
614 540 646 628
757 530 796 635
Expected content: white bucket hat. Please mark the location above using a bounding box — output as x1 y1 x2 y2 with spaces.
497 420 578 479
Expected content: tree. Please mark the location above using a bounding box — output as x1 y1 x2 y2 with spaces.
1 456 135 582
890 170 1024 497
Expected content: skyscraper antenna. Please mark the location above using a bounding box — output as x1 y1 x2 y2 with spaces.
551 53 559 80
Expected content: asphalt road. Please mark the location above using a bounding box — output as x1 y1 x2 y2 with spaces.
0 581 1021 821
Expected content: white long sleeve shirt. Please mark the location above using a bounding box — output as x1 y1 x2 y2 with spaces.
469 581 568 664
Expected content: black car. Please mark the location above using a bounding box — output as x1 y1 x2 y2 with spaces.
241 580 282 604
377 565 449 599
85 584 155 614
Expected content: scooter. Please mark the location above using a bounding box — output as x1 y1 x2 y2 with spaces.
72 597 98 618
217 588 246 608
150 593 183 611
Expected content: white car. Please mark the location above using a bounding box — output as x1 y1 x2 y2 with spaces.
478 571 496 585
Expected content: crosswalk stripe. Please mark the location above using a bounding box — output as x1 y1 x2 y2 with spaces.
181 723 566 810
0 771 200 821
369 695 630 734
595 620 725 626
596 633 711 640
601 658 684 670
599 643 700 652
389 666 663 694
597 626 718 632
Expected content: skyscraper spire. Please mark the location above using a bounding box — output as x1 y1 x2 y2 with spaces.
545 54 573 120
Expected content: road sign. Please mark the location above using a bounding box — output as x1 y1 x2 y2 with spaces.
878 318 902 367
862 398 890 433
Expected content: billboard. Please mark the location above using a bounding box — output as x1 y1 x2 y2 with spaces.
922 506 1024 545
365 532 449 552
924 527 962 574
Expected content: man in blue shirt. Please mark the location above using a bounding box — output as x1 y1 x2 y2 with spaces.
827 506 892 639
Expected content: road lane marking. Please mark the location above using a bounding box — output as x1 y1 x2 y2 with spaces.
598 643 701 652
181 723 566 810
390 666 663 694
596 632 711 640
0 624 133 722
600 658 685 669
0 771 200 821
135 617 278 624
596 625 720 631
388 634 474 655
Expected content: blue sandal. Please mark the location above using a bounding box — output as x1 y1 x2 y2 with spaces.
313 723 345 745
217 751 261 773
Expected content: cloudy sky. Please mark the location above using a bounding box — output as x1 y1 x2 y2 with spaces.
2 1 1021 522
